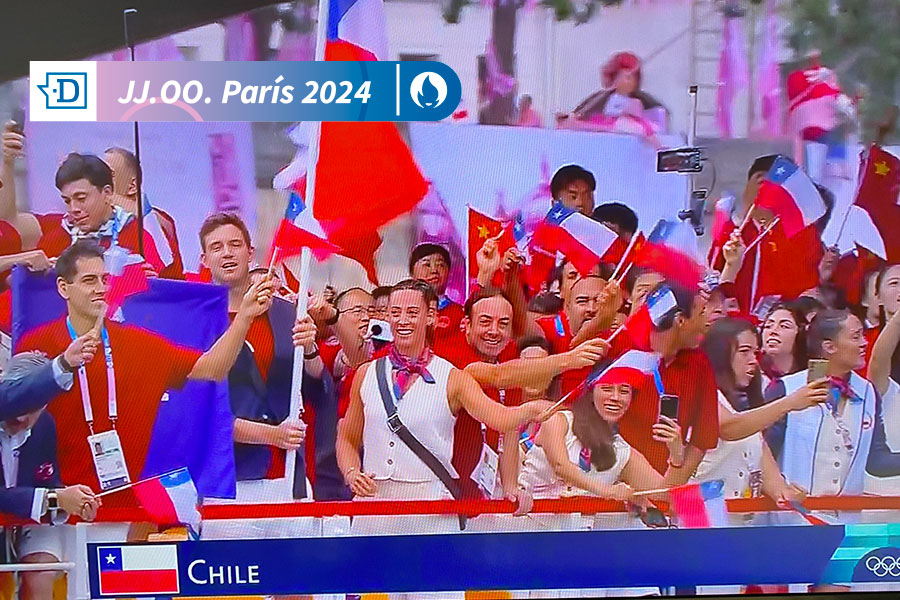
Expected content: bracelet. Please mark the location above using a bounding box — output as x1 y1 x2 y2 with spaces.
667 457 684 469
58 355 76 373
345 466 358 481
304 346 320 360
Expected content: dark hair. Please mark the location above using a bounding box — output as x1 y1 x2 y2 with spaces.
199 212 252 252
702 318 764 410
625 266 656 297
550 165 596 200
874 263 900 326
390 278 437 308
464 287 512 318
104 146 142 188
591 202 638 236
650 281 697 332
55 153 113 191
372 285 393 302
806 309 852 359
409 243 451 274
571 380 619 471
747 154 780 180
760 302 808 375
517 335 553 355
334 287 371 311
55 240 105 282
528 292 563 315
790 295 826 320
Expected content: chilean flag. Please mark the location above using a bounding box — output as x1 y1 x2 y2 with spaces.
269 191 340 265
668 479 729 528
588 350 660 389
532 204 620 277
635 219 705 291
623 284 678 351
132 468 201 535
98 544 179 595
756 156 826 237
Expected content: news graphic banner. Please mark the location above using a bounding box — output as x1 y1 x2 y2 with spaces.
29 60 462 122
86 525 900 597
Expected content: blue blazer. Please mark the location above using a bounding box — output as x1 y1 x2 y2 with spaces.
228 298 341 499
0 412 62 521
0 360 65 422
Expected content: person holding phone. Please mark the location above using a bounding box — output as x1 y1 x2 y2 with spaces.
693 318 817 523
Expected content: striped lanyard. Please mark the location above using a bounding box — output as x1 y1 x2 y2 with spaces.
66 318 117 435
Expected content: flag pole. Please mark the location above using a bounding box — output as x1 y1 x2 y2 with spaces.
123 8 145 258
95 469 183 498
743 217 780 254
610 231 639 281
284 0 330 499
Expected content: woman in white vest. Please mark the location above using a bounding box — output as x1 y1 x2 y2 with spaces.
694 318 822 526
864 308 900 502
337 279 553 539
765 309 900 525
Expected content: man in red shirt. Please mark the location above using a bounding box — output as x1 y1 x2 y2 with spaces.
709 155 824 313
0 150 165 275
610 282 719 483
17 240 273 513
104 147 184 280
410 243 465 347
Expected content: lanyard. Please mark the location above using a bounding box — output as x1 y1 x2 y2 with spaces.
66 319 117 435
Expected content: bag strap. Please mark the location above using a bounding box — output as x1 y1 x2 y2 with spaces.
374 357 462 501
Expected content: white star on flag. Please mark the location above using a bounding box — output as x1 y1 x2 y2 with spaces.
106 554 117 564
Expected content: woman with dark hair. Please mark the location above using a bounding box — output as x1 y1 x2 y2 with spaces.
760 302 809 383
695 318 824 515
518 366 665 531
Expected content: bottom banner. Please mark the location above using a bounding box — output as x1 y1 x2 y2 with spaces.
87 524 893 597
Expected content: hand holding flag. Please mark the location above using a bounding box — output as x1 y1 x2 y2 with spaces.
755 156 826 237
268 191 340 271
100 468 202 535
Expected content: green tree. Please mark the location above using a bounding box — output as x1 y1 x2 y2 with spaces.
786 0 900 142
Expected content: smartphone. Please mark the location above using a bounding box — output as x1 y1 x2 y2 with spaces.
656 147 704 173
808 359 828 383
659 394 679 420
9 107 25 135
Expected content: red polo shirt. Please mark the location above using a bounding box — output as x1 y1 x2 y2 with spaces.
535 311 590 399
432 299 466 347
609 332 720 474
17 318 200 508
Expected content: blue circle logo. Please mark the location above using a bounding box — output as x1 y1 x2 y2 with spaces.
410 72 447 109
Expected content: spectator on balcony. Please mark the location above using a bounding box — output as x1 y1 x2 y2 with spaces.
516 95 543 128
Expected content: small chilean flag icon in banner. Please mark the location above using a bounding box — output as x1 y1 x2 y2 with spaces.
98 544 179 595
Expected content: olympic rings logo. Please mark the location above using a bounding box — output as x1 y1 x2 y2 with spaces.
864 556 900 578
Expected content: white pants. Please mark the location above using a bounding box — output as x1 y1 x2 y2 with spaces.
203 478 321 540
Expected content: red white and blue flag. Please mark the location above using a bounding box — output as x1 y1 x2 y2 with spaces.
133 467 201 535
756 156 827 237
103 245 149 316
622 284 678 351
98 544 179 595
588 350 660 389
269 191 340 265
634 219 705 292
668 479 729 528
532 204 620 277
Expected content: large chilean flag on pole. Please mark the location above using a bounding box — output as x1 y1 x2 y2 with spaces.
756 156 826 237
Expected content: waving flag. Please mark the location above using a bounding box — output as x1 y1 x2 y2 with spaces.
269 191 340 265
623 284 678 351
669 480 729 528
635 219 705 291
11 269 236 498
468 206 515 287
589 350 660 388
711 194 736 243
104 245 148 316
850 145 900 262
756 156 827 237
133 468 201 534
532 204 620 276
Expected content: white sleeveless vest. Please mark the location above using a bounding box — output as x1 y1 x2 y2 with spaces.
361 355 458 483
780 370 876 496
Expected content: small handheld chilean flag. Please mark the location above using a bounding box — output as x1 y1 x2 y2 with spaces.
268 191 340 265
588 350 661 389
133 468 201 536
668 479 729 528
98 544 179 595
756 156 827 237
531 203 620 277
635 219 705 291
622 284 679 350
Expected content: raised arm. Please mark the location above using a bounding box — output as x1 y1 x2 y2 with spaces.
189 279 273 381
866 388 900 478
869 311 900 396
0 123 42 250
449 369 550 433
570 281 622 347
719 231 745 284
464 338 607 390
718 380 828 441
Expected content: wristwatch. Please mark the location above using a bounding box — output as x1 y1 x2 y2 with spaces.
304 344 320 360
47 490 60 513
58 354 76 373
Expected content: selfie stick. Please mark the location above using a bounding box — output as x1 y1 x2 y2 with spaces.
123 8 145 258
